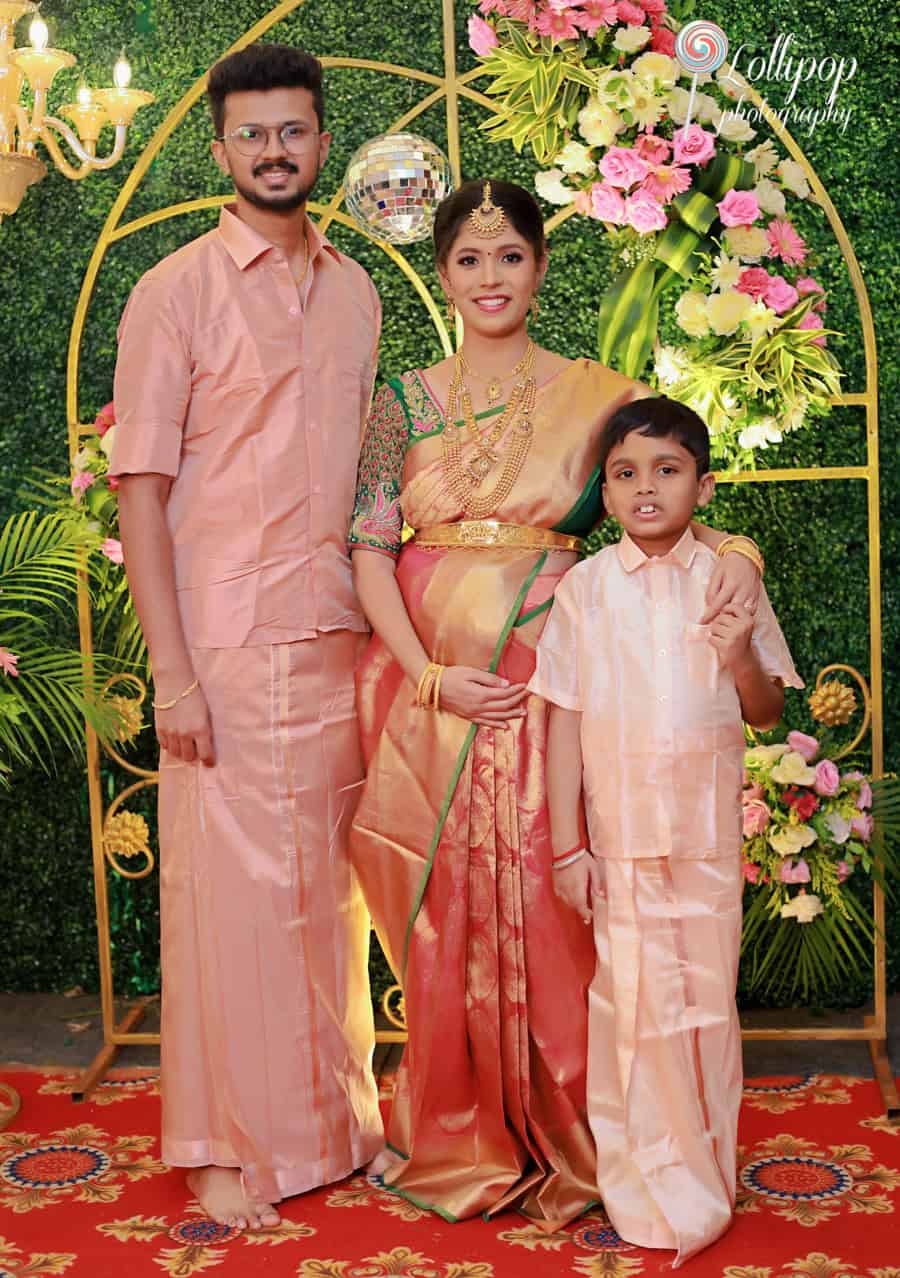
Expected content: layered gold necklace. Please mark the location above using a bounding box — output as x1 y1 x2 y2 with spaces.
442 340 536 520
458 342 533 407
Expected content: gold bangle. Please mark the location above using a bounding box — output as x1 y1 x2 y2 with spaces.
416 663 434 706
716 536 765 576
431 664 444 711
416 661 442 708
152 677 200 711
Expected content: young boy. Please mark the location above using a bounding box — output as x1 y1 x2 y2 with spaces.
528 397 803 1265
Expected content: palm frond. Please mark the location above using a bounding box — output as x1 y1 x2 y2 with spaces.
0 511 98 613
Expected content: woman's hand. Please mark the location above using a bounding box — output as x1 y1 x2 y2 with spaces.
701 548 762 622
155 683 215 765
552 853 594 924
438 665 528 727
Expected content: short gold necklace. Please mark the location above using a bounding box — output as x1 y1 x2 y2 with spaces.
442 341 537 519
458 340 534 407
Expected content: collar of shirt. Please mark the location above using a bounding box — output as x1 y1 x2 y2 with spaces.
616 526 698 573
217 204 340 272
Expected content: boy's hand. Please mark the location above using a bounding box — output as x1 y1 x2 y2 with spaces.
708 601 754 672
553 854 593 924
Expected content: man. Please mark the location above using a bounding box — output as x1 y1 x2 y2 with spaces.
111 43 383 1231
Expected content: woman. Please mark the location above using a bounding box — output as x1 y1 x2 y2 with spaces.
348 180 761 1227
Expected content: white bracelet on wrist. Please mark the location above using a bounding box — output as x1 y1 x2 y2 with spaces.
552 848 588 871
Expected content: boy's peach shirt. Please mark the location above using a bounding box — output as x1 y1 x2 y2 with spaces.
530 528 803 860
111 205 380 648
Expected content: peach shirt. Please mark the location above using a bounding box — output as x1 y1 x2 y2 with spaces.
530 528 804 860
111 205 380 648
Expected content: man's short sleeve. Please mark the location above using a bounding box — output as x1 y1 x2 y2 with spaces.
528 567 584 710
751 585 806 690
110 275 191 479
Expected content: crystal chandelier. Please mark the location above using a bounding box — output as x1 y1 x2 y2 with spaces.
0 2 154 222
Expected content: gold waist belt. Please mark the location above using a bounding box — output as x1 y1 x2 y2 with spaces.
414 521 583 553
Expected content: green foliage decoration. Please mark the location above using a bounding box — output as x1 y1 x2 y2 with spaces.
0 0 895 1013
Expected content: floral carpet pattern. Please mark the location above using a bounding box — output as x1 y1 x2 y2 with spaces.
0 1069 898 1276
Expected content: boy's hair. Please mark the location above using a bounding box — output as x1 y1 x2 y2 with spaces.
599 395 711 480
207 43 324 137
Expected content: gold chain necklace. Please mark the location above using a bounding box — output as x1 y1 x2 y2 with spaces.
442 343 537 520
292 230 310 288
458 340 534 407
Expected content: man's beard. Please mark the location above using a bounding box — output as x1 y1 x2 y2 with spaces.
233 159 319 212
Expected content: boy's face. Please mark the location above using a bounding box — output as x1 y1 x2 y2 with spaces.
602 428 715 556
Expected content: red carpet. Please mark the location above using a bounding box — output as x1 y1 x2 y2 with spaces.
1 1068 899 1275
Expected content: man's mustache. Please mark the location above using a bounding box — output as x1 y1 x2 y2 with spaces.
252 161 299 177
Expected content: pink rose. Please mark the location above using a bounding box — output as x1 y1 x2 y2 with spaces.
837 859 853 882
780 858 811 884
735 267 772 300
573 189 593 216
590 182 627 224
857 780 873 810
598 146 649 190
798 310 826 347
94 401 116 437
743 798 772 837
717 188 761 227
743 780 764 801
787 730 819 762
851 812 874 843
650 24 675 54
672 124 716 168
764 275 800 315
642 0 666 12
624 192 667 232
101 537 125 565
478 0 508 13
617 0 646 23
634 132 671 165
467 14 499 56
813 759 840 797
742 862 761 884
797 276 826 311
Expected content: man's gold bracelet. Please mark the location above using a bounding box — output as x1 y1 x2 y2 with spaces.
152 678 200 712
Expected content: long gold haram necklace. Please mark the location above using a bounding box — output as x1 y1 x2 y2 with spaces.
442 341 537 520
292 229 310 288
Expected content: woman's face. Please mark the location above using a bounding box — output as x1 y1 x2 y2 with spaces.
438 223 546 341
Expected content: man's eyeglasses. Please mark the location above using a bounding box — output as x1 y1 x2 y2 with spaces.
218 123 320 157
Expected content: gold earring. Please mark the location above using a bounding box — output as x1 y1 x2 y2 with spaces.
530 294 540 322
446 296 457 326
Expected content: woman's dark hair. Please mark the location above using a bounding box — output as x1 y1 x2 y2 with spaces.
598 396 711 479
432 179 546 265
207 43 324 136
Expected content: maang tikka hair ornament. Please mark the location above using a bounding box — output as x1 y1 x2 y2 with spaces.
469 180 507 238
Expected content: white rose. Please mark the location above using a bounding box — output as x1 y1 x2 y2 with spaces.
598 67 636 111
666 86 692 125
714 110 757 142
716 62 750 101
613 25 651 54
745 743 790 765
738 417 782 450
754 177 787 217
557 140 595 178
724 225 770 263
674 291 710 338
706 288 753 336
578 98 624 148
710 252 743 292
746 139 779 178
777 158 811 199
534 168 574 207
783 396 808 432
632 51 679 90
73 446 93 470
781 892 825 924
695 92 721 124
99 425 118 459
769 823 817 858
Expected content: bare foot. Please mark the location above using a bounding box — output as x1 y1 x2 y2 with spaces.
246 1197 281 1229
187 1166 252 1231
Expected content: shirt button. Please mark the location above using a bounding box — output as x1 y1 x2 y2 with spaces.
658 695 668 703
312 484 323 494
659 648 667 657
289 306 300 317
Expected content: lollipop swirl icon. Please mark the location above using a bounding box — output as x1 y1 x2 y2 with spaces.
675 19 729 131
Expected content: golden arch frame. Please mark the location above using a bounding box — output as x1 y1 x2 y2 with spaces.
65 0 891 1110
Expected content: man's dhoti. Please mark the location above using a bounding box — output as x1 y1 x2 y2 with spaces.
587 855 742 1266
158 631 383 1204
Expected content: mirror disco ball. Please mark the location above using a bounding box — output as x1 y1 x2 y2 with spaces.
344 132 452 245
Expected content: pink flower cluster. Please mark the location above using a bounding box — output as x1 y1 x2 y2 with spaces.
471 0 671 51
585 138 694 231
